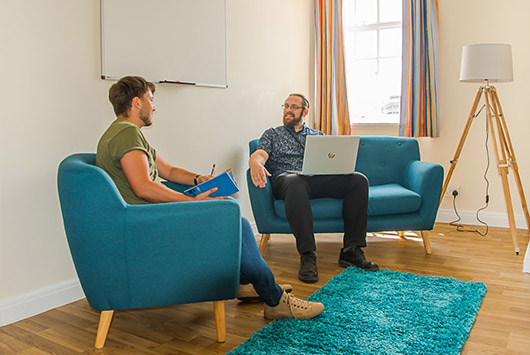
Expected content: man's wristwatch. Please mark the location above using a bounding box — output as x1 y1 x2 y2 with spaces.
194 175 200 185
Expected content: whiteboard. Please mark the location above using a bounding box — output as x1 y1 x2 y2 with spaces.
101 0 227 88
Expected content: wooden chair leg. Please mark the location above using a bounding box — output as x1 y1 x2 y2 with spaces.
420 231 432 255
259 233 270 255
94 310 114 348
213 301 226 343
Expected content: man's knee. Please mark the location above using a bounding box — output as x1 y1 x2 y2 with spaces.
281 173 306 185
348 172 369 190
274 174 309 198
342 173 369 203
285 175 310 196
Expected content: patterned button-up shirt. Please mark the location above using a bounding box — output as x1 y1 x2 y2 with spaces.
257 124 325 181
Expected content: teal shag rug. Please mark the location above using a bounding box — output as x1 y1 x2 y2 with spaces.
229 268 486 355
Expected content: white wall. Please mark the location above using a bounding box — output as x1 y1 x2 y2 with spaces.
1 1 109 316
0 0 313 323
432 0 529 228
357 0 530 229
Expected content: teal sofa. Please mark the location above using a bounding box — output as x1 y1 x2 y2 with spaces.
247 136 444 254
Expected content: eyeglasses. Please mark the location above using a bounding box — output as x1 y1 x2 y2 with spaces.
282 104 304 110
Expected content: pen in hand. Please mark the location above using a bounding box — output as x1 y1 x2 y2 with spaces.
210 164 216 176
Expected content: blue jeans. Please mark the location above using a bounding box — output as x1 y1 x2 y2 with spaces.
239 217 283 306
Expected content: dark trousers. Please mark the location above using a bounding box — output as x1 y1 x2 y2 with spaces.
272 173 369 255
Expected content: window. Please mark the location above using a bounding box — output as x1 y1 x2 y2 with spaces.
343 0 402 124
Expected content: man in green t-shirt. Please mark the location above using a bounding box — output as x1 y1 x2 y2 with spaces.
95 76 324 320
97 78 216 204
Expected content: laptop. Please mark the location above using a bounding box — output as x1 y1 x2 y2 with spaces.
301 135 360 175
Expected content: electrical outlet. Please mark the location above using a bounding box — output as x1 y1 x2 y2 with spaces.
444 185 460 197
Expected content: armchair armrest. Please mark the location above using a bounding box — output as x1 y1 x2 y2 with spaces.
405 161 444 229
161 180 189 193
88 198 242 310
125 198 241 307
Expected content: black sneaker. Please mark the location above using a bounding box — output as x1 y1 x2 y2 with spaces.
298 252 318 283
338 246 380 271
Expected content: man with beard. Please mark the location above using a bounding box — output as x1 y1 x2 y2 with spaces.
96 77 324 320
249 93 379 283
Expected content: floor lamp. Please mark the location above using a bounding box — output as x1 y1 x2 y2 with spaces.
440 43 529 255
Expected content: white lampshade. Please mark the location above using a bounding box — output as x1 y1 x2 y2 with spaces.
459 43 513 82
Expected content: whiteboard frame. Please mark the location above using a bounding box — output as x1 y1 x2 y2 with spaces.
100 0 228 88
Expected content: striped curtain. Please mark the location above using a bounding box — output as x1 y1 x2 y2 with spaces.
399 0 439 137
314 0 350 135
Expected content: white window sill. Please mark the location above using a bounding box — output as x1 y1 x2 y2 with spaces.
351 122 399 136
351 123 399 128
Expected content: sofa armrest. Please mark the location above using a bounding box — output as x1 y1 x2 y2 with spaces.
405 161 444 228
247 169 287 233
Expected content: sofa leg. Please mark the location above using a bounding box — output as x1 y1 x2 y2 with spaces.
420 231 432 255
259 234 270 254
94 310 114 348
213 301 226 342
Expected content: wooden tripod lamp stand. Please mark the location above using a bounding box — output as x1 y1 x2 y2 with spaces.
441 43 529 255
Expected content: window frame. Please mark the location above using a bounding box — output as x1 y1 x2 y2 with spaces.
343 0 402 127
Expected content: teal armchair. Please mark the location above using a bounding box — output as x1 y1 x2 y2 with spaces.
57 154 241 348
247 136 443 254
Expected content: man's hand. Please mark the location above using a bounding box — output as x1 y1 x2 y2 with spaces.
196 175 213 184
194 187 227 201
122 151 225 203
250 161 271 188
249 150 271 188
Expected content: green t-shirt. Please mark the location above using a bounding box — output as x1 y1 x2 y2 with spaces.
96 119 160 205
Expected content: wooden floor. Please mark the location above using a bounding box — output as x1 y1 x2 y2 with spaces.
1 223 529 354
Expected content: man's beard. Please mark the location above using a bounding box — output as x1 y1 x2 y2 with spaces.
140 109 153 127
283 111 303 128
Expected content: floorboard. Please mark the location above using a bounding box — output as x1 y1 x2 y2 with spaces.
1 223 529 354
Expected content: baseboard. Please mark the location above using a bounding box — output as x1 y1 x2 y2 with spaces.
250 210 527 231
524 242 530 274
0 278 85 327
436 208 527 229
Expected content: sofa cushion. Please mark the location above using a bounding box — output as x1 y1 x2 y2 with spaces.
273 183 421 219
356 137 420 186
368 184 421 216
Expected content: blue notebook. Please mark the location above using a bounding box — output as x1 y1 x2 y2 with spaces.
184 169 239 197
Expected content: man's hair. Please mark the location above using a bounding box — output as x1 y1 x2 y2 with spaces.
289 93 310 110
108 76 156 117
